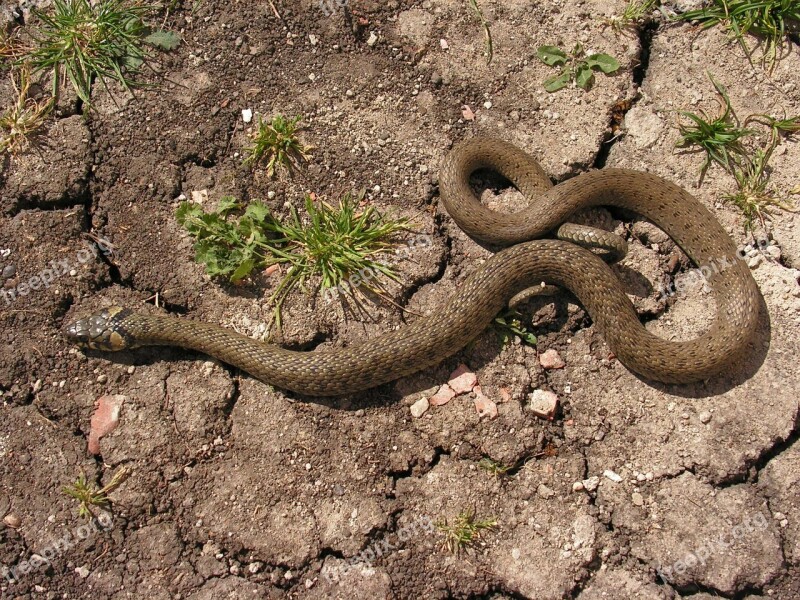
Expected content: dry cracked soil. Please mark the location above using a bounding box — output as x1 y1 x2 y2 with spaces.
0 0 799 599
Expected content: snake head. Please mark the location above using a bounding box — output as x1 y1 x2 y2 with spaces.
64 306 135 351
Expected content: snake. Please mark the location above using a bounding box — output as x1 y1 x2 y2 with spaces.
64 137 761 396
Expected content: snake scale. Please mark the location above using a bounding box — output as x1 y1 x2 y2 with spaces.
65 137 761 396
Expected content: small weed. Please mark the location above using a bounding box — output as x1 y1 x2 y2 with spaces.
675 73 798 233
478 457 514 478
177 192 409 327
494 308 537 346
678 0 800 70
63 466 131 519
24 0 178 105
467 0 493 64
536 43 619 92
244 114 313 178
0 65 54 155
725 144 796 231
605 0 661 31
675 75 753 182
436 509 497 554
0 27 30 63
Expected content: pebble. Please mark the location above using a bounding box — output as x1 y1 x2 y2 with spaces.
537 484 556 499
483 101 493 109
410 397 429 418
97 374 108 384
747 254 763 269
539 349 565 369
430 384 455 406
448 364 477 394
75 565 90 578
699 411 712 424
2 265 15 279
241 109 253 123
474 390 498 419
572 482 584 492
603 469 623 483
3 513 20 528
764 245 781 261
367 32 378 46
528 389 558 420
582 476 600 492
632 492 644 506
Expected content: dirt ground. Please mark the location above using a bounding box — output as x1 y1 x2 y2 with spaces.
1 0 799 598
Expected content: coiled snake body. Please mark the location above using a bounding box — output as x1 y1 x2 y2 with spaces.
65 138 761 396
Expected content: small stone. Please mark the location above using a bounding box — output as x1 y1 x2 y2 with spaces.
632 492 644 506
439 39 449 50
284 570 294 580
582 476 600 492
3 513 20 528
410 397 429 418
88 394 125 455
367 32 378 46
572 482 585 492
248 562 262 574
449 364 477 394
539 349 565 369
483 101 492 109
764 245 781 261
2 265 15 279
747 254 763 269
309 34 319 46
241 108 253 123
75 565 90 578
537 484 556 499
474 390 498 419
699 411 712 424
96 374 108 384
603 469 623 483
430 384 456 406
528 389 558 420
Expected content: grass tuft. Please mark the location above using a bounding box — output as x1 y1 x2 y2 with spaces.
0 65 54 155
678 0 800 70
675 74 798 233
478 457 514 478
243 114 313 178
23 0 157 105
606 0 661 31
63 466 131 519
436 509 497 554
177 192 409 328
675 75 752 183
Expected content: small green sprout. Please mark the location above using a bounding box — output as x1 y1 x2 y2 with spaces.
494 308 537 346
536 43 620 92
243 114 313 178
63 466 131 519
436 509 497 554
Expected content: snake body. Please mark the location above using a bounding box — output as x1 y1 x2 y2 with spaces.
65 138 761 396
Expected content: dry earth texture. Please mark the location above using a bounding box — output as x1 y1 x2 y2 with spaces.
1 0 799 599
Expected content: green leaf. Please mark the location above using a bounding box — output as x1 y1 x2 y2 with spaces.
144 30 181 51
230 258 256 282
575 64 594 90
536 45 568 66
585 53 619 74
216 196 240 216
243 201 271 225
543 70 571 92
176 202 204 231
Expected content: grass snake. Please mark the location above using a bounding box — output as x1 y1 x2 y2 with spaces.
65 137 761 395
